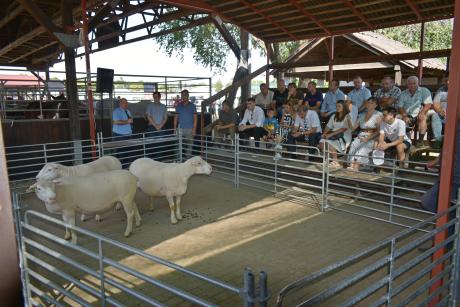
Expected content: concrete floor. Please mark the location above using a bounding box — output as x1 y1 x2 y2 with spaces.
21 175 431 306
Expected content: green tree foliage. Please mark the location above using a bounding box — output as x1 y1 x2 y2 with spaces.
154 17 240 74
376 20 453 51
214 79 224 92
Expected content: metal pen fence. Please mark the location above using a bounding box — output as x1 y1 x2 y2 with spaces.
6 130 455 306
275 195 460 307
12 193 268 307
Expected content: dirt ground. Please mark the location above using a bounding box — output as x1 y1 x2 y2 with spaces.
21 174 427 306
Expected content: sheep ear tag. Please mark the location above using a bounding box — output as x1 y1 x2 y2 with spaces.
26 183 37 192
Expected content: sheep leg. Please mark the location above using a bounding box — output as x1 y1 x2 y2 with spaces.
114 202 122 211
95 214 102 222
175 195 183 221
166 195 178 224
80 213 87 222
121 202 134 237
62 214 71 240
133 202 142 227
149 197 154 211
63 210 77 244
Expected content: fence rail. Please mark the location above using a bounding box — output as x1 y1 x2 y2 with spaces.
7 131 457 306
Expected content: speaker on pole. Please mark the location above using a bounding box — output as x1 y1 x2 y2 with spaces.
96 68 114 93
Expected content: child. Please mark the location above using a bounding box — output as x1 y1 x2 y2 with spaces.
262 109 279 142
280 103 295 142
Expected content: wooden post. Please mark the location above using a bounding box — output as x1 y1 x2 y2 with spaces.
0 126 21 307
240 28 250 103
328 36 334 82
266 43 270 87
62 0 82 162
418 22 425 83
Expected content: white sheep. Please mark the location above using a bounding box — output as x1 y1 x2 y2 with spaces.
129 156 212 224
29 170 141 244
36 156 122 222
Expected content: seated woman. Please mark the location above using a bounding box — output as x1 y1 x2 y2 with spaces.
279 103 295 143
319 100 353 168
374 107 411 166
348 97 383 170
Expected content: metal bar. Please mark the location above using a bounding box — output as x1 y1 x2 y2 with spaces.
244 268 255 307
22 237 123 307
98 239 107 307
27 269 91 306
23 210 241 293
28 284 65 307
25 252 103 303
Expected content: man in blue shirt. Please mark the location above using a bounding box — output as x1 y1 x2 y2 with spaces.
347 76 371 113
174 89 197 158
146 91 168 135
303 81 323 113
112 98 133 139
320 80 345 121
112 98 133 167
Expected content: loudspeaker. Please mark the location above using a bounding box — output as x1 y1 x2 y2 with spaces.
96 68 114 93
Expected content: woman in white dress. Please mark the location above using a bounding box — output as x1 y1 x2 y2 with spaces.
319 100 353 167
348 97 383 170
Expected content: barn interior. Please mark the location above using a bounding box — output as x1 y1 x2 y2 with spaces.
1 0 459 306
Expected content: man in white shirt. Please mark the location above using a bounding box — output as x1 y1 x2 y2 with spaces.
254 83 274 110
287 106 322 158
375 107 411 164
238 97 266 147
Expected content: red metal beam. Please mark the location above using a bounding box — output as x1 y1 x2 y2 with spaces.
428 0 460 304
158 0 214 12
342 0 373 29
418 22 425 81
288 0 331 36
405 0 423 20
238 0 298 40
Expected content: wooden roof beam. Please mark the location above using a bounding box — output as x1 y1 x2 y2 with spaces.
0 5 24 30
288 0 331 36
238 0 298 40
342 0 373 29
16 0 79 48
404 0 423 20
88 0 120 30
9 41 58 64
16 0 63 35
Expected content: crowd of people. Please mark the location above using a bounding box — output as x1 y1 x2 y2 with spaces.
112 74 449 170
210 74 449 170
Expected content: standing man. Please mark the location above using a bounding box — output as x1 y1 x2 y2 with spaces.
272 79 289 118
112 98 133 167
174 89 197 158
146 91 168 136
112 98 133 139
254 83 274 110
374 76 401 111
238 98 266 148
347 76 371 113
320 80 345 121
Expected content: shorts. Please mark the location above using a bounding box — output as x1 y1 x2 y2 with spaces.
385 138 411 150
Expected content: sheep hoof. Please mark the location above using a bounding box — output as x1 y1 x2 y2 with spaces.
80 214 87 222
64 233 71 240
171 218 178 224
71 238 77 244
95 214 102 222
115 203 122 211
176 214 183 221
124 231 131 237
